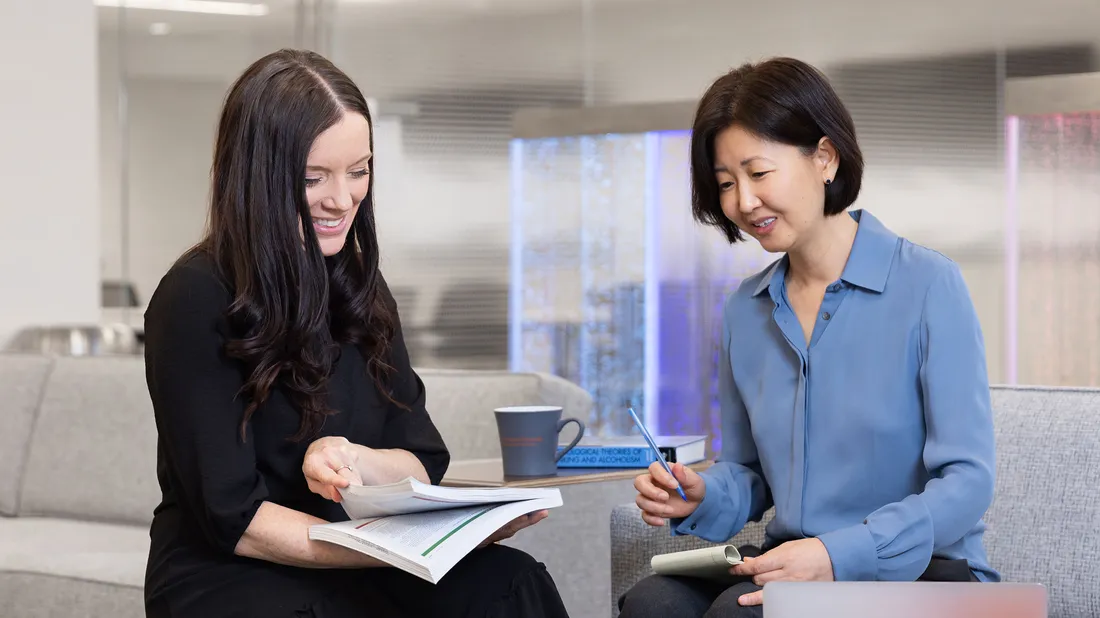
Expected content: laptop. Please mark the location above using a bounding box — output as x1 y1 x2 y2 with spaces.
764 582 1047 618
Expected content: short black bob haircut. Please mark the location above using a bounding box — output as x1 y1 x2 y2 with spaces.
690 57 864 243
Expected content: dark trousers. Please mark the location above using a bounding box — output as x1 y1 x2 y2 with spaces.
618 545 978 618
295 544 570 618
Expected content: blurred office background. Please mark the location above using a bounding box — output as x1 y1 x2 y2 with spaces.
3 0 1100 442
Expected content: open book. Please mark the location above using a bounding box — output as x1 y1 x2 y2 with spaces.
651 545 744 582
308 477 562 584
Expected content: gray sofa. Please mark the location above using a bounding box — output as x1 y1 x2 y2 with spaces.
609 385 1100 617
0 353 605 618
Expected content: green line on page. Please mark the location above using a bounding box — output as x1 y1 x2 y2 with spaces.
421 506 495 557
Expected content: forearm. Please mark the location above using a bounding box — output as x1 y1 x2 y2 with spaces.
819 464 993 581
356 445 430 485
234 501 386 568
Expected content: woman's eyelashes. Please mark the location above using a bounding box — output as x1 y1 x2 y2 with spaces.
304 169 369 188
717 170 771 191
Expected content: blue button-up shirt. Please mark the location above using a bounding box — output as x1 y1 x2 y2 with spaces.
674 209 999 583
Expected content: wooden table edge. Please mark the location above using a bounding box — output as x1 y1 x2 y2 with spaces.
441 460 713 488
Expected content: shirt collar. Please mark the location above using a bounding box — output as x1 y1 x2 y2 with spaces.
839 209 897 293
751 209 898 298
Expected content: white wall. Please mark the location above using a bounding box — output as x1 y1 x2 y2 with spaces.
99 44 226 311
0 0 100 345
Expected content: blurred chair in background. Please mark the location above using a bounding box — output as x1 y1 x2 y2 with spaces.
3 323 142 356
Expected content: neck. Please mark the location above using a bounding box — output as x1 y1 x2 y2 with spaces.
786 212 859 288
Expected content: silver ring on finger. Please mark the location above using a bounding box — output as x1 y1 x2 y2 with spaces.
335 464 353 474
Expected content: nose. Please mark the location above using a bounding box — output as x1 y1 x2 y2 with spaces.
737 182 761 214
321 177 355 213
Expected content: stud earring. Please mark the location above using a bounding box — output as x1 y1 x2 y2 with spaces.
824 178 833 185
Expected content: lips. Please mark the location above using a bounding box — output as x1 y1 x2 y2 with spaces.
312 215 348 236
747 216 777 236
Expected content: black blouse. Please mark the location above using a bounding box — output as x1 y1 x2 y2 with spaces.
142 252 450 617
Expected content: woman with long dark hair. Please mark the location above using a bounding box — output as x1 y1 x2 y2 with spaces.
142 49 569 618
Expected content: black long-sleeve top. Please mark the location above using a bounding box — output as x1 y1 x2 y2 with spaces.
142 252 449 617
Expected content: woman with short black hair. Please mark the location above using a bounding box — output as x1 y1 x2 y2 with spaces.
621 57 998 618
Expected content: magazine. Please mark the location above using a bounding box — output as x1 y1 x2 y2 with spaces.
308 477 562 583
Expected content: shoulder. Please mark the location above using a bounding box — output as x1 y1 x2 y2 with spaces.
145 250 233 324
887 239 975 324
892 239 968 299
720 256 782 330
727 256 780 305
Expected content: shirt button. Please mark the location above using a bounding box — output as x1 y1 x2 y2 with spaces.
690 524 697 530
822 312 831 321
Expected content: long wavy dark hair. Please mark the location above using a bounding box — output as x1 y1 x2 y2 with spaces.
188 49 401 442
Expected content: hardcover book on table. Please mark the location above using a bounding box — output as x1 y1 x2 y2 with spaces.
555 435 707 468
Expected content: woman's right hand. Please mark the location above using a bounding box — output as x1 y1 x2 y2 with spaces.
303 436 363 502
634 461 706 526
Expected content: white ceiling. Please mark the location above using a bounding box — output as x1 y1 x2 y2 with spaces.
96 0 1100 40
96 0 1100 99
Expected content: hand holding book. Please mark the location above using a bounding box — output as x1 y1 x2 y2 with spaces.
477 509 550 548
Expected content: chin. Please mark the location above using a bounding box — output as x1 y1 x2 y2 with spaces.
757 237 794 254
319 236 349 257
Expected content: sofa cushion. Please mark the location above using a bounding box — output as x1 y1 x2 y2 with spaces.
0 516 148 588
18 356 160 525
418 368 592 460
0 572 143 618
0 354 52 516
0 517 146 618
985 385 1100 617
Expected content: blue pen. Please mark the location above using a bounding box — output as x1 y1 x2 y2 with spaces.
628 407 688 501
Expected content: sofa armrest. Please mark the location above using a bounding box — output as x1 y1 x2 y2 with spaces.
608 503 772 617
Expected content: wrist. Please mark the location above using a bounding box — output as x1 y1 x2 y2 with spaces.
349 443 375 467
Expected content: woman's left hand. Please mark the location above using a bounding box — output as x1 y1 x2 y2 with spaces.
477 510 549 547
729 538 835 606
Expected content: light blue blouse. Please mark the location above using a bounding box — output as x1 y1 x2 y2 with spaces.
673 209 999 583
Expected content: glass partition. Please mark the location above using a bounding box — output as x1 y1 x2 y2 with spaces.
511 129 769 446
1007 111 1100 386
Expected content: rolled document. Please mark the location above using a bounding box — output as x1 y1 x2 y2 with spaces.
650 545 744 581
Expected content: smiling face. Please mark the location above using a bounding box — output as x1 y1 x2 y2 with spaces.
303 111 372 256
713 124 839 254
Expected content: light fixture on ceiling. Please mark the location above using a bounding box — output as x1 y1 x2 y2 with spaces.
148 21 172 35
93 0 269 17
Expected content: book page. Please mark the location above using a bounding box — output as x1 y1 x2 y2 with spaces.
348 496 560 557
338 477 560 519
353 505 495 557
310 493 564 583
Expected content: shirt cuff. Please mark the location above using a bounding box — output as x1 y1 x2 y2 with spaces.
817 522 879 581
670 473 736 542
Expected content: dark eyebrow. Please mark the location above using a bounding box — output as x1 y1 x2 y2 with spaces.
306 152 372 172
714 156 772 173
